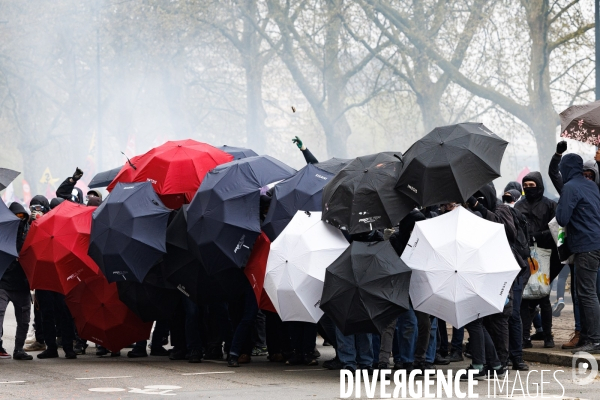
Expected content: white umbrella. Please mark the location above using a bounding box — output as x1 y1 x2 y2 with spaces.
264 211 349 322
401 206 520 328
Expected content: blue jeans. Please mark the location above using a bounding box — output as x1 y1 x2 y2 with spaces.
556 265 570 300
229 284 258 357
509 275 523 359
183 295 202 351
394 309 417 364
425 318 438 363
335 327 373 370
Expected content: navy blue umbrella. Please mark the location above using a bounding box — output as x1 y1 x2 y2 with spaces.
88 166 122 188
0 201 20 281
217 145 258 160
262 160 350 241
88 182 170 283
187 155 296 276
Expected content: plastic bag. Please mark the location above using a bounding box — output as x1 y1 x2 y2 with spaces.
523 244 552 300
548 217 574 264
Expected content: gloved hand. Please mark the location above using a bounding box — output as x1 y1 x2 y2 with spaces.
383 228 395 240
292 136 305 150
556 140 567 155
466 196 478 208
72 167 84 182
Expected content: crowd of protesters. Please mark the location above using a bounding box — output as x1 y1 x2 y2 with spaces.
0 138 599 382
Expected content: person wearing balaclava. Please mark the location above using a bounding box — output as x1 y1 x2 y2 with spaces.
514 172 561 351
56 167 84 204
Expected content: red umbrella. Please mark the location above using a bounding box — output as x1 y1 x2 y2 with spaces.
244 232 276 313
107 139 234 209
20 201 100 295
66 275 153 352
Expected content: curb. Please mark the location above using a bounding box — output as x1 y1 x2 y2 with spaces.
523 348 600 368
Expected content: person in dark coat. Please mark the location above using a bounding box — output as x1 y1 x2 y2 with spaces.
49 197 64 210
514 172 560 349
56 167 84 203
292 136 318 164
0 202 34 360
556 154 600 354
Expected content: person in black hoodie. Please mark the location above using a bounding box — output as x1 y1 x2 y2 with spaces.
514 172 561 349
56 167 84 203
0 202 34 360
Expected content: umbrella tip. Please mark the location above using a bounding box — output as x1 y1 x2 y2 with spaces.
364 169 368 173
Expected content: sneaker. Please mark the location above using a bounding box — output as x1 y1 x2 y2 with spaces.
523 338 533 348
323 357 343 370
96 346 109 356
571 342 600 354
23 341 46 352
188 349 202 363
377 362 388 370
64 349 77 359
562 331 581 349
434 353 450 365
251 346 268 356
150 346 169 356
74 343 87 355
530 332 545 341
511 357 529 371
169 348 187 361
0 347 11 359
13 350 33 360
25 329 36 345
37 349 59 359
448 349 464 362
228 355 240 367
544 336 555 348
552 299 565 317
460 365 485 381
127 349 148 358
484 365 505 379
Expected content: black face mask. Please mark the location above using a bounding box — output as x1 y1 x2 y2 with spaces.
523 186 542 202
502 194 513 203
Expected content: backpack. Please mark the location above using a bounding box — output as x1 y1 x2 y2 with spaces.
509 207 531 261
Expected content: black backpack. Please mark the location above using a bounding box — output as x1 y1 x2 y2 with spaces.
509 207 531 261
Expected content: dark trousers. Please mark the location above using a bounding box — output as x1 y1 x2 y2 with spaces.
33 291 44 344
36 290 74 352
206 302 233 354
414 311 431 363
484 296 512 365
265 310 291 356
251 310 267 348
183 295 202 352
465 317 499 367
509 275 524 359
437 320 464 355
318 314 338 350
288 321 317 358
521 295 552 339
133 320 170 351
229 283 258 357
0 289 31 351
575 250 600 343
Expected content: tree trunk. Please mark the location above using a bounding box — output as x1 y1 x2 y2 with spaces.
244 61 267 154
530 111 559 193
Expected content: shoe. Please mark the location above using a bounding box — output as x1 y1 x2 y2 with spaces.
0 347 11 359
323 340 332 346
127 349 148 358
268 353 284 362
305 358 319 366
13 350 33 360
544 336 555 348
484 365 505 379
434 353 450 365
238 354 251 364
37 349 59 359
25 330 36 345
530 332 545 341
251 346 268 356
552 299 565 317
413 361 436 373
74 343 87 355
64 349 77 359
460 365 486 381
511 357 529 371
507 359 513 367
562 331 581 349
23 341 46 352
377 362 388 370
448 349 464 362
313 348 321 358
286 354 304 365
96 346 109 356
228 355 239 367
523 338 533 348
323 357 344 370
393 362 414 374
111 351 121 357
169 348 187 361
360 366 374 375
150 347 169 356
571 342 600 354
204 347 224 360
342 366 356 374
188 349 202 363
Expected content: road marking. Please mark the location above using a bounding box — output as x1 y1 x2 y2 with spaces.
144 385 181 390
76 376 133 380
0 381 25 384
88 388 127 392
284 369 326 372
181 371 234 376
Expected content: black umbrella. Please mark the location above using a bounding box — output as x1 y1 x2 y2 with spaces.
0 201 20 281
0 168 20 191
162 206 246 304
396 122 507 207
116 262 181 322
262 163 336 241
314 158 352 174
320 240 411 335
88 166 122 188
321 152 416 234
187 155 296 275
217 145 258 160
88 182 171 283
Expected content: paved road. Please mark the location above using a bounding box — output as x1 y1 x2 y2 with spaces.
1 304 598 399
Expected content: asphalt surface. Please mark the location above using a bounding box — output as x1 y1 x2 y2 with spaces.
1 303 599 399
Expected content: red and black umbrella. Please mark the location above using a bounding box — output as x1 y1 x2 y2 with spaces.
107 139 234 209
244 232 275 313
19 201 100 295
65 275 153 352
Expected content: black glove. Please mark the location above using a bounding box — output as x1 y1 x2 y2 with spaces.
556 141 567 155
72 167 84 182
466 196 478 208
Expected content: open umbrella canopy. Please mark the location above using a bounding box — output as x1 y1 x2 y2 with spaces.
19 201 100 295
88 166 121 189
217 145 258 160
396 123 507 207
65 275 153 353
187 155 296 275
88 182 170 283
313 158 352 175
320 240 411 335
559 101 600 145
262 163 336 241
107 139 233 209
243 231 275 312
401 206 520 328
0 168 20 191
263 211 349 323
0 201 20 281
321 152 416 235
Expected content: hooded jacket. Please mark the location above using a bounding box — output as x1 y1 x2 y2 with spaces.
583 160 600 187
514 172 556 249
56 177 84 204
473 184 517 243
556 154 600 253
30 195 50 213
504 181 522 194
0 203 31 291
548 152 600 195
